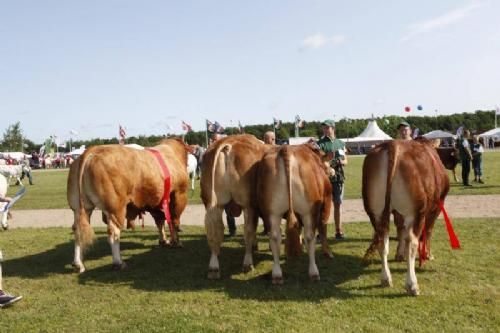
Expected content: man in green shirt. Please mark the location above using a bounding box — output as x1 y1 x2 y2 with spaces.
317 119 348 239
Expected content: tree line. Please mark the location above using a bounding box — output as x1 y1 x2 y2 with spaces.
1 110 497 152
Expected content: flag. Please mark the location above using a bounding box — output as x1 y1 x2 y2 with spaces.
214 121 224 133
412 128 420 139
119 125 126 144
273 117 281 129
237 120 244 133
295 115 305 128
496 106 500 115
181 120 192 132
456 126 464 137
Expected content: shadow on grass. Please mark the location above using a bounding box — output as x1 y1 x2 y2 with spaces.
3 228 435 301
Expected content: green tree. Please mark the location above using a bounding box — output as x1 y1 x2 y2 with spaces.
1 122 25 152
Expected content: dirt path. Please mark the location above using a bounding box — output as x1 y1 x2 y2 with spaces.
5 194 499 230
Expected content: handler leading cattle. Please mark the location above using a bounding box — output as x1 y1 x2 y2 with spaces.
69 138 191 273
362 139 449 295
201 134 268 279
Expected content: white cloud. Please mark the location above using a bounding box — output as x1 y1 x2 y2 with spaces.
301 33 346 50
402 1 483 41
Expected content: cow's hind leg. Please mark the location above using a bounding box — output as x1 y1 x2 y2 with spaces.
205 206 224 279
269 215 284 285
405 217 420 296
72 208 93 273
242 208 258 273
303 214 320 281
393 211 406 261
379 230 392 287
107 211 127 271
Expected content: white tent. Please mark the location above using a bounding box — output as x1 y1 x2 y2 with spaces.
343 120 392 154
423 130 456 140
347 120 393 143
478 127 500 148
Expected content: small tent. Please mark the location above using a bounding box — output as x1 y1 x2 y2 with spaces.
422 130 456 140
344 120 392 154
478 128 500 148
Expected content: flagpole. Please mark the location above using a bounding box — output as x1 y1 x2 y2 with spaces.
273 118 276 139
205 120 209 148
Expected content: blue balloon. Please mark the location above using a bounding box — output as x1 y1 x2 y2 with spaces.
417 105 423 111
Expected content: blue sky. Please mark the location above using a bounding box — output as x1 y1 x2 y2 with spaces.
1 0 499 143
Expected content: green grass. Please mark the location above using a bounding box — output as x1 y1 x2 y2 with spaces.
0 219 498 332
8 150 500 209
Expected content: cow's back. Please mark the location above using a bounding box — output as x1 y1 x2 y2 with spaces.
363 140 449 219
200 134 268 208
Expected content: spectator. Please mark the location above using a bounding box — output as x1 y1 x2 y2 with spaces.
0 195 22 308
397 121 412 140
471 135 484 184
457 129 473 186
263 131 276 145
317 119 348 240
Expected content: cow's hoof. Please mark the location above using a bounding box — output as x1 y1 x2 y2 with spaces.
272 276 283 285
112 262 127 271
1 225 8 231
72 263 85 273
159 240 168 247
207 268 221 280
405 284 420 296
394 254 405 262
381 279 393 287
242 264 254 273
322 251 334 259
309 274 320 282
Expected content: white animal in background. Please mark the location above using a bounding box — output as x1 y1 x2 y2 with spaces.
187 153 197 191
0 174 10 230
0 164 30 186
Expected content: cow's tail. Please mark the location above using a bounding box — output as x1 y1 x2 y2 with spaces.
209 143 232 208
76 150 95 251
364 143 399 260
281 147 301 257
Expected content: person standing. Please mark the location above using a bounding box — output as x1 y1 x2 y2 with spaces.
457 129 473 186
397 121 413 140
471 135 484 183
0 195 22 308
263 131 276 145
317 119 347 240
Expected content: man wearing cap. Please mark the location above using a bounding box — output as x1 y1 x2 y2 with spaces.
397 121 412 140
317 119 348 240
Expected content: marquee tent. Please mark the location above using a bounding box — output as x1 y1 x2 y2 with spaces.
422 130 456 140
478 128 500 148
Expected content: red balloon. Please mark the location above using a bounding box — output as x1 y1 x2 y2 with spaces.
404 106 411 112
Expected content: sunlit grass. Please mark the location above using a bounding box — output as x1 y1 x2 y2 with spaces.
0 219 498 332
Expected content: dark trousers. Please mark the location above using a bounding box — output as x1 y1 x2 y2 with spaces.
461 159 471 185
224 206 236 235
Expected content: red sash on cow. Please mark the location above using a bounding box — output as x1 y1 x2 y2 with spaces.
146 148 173 234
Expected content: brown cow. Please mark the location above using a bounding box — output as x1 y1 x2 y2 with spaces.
363 139 449 295
68 138 190 273
392 143 459 261
257 144 332 284
201 134 269 279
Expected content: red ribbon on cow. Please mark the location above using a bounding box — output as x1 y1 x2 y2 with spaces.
439 200 461 249
146 148 173 237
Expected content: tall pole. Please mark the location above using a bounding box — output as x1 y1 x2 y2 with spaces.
435 109 438 129
273 118 276 139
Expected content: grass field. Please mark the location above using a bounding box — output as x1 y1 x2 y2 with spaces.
0 219 498 332
8 150 500 210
